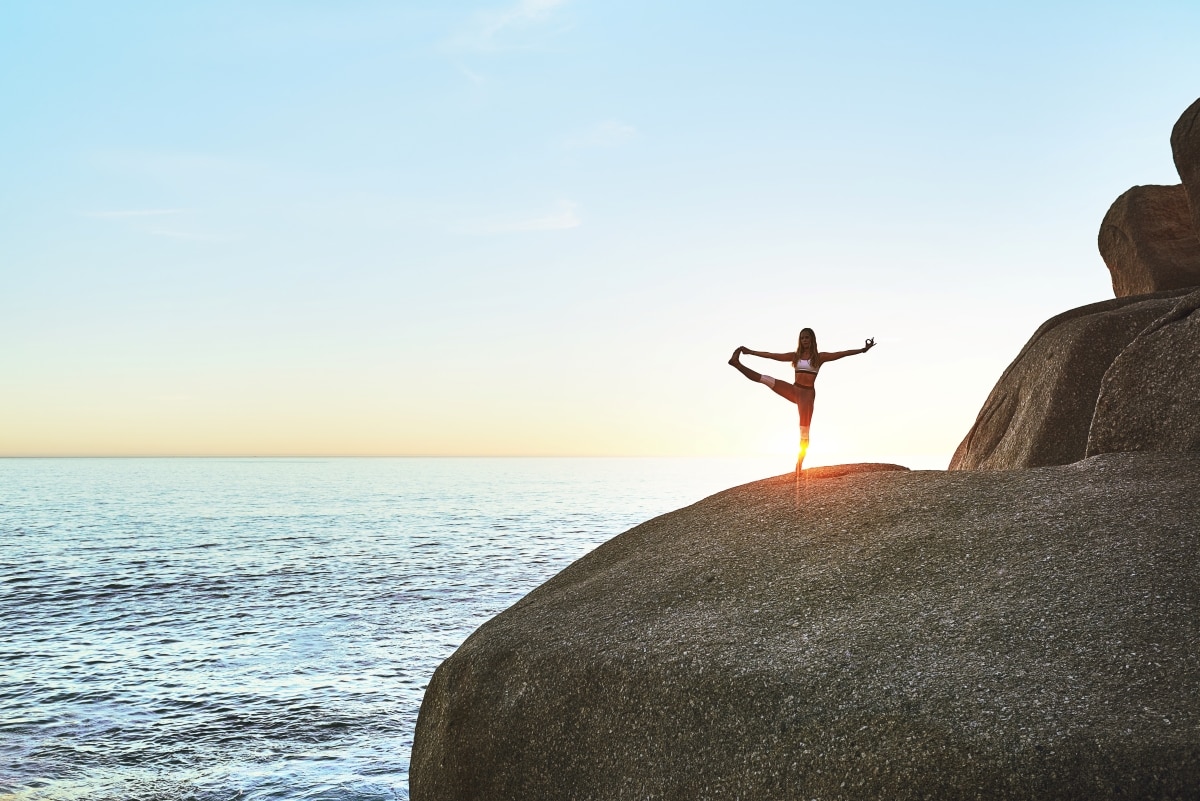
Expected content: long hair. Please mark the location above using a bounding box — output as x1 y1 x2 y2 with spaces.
796 327 819 366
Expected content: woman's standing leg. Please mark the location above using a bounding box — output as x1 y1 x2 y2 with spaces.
796 387 815 471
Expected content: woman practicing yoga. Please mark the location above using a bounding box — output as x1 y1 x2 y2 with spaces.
729 328 875 471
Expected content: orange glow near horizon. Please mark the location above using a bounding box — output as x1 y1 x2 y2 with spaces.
0 360 962 467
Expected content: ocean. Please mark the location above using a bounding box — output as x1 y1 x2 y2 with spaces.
0 456 783 801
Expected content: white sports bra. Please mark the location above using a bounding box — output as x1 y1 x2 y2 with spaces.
794 356 819 375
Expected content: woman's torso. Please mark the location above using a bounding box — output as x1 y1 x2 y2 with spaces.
793 352 819 388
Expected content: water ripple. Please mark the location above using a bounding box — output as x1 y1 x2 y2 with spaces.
0 456 779 800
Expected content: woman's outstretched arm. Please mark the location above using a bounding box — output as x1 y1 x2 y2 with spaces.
819 338 876 363
741 347 796 362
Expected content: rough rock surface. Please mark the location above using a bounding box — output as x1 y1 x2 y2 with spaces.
948 289 1191 470
1087 288 1200 456
1097 184 1200 296
411 455 1200 800
791 462 908 480
1172 96 1200 236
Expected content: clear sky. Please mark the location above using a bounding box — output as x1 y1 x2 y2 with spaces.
3 1 1199 467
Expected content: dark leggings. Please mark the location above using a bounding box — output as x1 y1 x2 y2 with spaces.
762 377 815 428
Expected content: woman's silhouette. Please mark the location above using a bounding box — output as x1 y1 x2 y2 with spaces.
729 328 875 472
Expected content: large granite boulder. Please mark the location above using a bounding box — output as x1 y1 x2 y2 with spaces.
948 289 1191 470
1087 288 1200 455
1097 184 1200 296
1172 96 1200 235
411 455 1200 800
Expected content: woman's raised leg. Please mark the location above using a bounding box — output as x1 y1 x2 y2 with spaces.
730 349 799 403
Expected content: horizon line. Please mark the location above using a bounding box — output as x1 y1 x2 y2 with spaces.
0 453 790 459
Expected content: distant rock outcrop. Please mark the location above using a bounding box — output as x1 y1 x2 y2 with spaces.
1097 97 1200 298
1087 288 1200 456
1172 96 1200 235
411 455 1200 800
948 289 1191 470
1097 184 1200 296
953 97 1200 470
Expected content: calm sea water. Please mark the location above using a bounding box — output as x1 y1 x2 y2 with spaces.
0 457 782 801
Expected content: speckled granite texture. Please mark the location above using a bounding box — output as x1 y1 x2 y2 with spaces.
412 455 1200 800
948 289 1194 471
1088 289 1200 457
1098 184 1200 297
1172 96 1200 236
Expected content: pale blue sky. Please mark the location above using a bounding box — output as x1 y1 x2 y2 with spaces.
3 1 1199 465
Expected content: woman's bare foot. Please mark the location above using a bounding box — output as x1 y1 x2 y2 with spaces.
728 347 743 366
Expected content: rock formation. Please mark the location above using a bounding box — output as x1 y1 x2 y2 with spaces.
1097 184 1200 296
410 96 1200 801
948 288 1192 470
954 98 1200 470
1087 288 1200 456
1097 97 1200 297
411 455 1200 800
1172 96 1200 235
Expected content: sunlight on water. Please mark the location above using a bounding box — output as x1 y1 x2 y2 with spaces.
0 457 782 801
